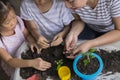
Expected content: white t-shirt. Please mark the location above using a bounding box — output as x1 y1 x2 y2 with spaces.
74 0 120 32
20 0 74 41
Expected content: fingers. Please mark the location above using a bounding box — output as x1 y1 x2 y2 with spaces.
66 55 75 59
51 37 63 46
37 40 49 48
73 48 80 54
36 46 42 54
70 38 76 49
30 45 34 52
65 40 71 51
37 36 50 48
65 35 74 51
53 35 58 41
34 58 51 71
30 44 42 54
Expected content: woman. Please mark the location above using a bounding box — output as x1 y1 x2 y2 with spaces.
64 0 120 58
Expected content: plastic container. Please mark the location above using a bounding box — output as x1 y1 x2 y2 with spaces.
73 53 104 80
58 66 71 80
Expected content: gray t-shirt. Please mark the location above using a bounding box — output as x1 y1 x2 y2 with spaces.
74 0 120 32
20 0 74 41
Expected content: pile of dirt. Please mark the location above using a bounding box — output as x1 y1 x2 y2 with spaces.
95 50 120 74
20 45 120 80
20 45 74 79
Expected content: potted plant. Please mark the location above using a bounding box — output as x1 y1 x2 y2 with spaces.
73 49 104 80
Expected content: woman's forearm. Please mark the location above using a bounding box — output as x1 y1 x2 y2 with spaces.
89 30 120 47
60 25 70 38
70 20 85 36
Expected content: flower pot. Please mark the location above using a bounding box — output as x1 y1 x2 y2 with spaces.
73 53 104 80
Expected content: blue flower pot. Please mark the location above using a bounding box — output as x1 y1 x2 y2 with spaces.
73 53 104 80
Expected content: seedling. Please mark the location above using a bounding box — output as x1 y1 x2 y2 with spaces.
82 48 96 67
55 59 63 70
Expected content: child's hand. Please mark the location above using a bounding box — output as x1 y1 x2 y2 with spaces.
31 58 51 71
51 33 63 46
29 43 41 54
37 35 50 49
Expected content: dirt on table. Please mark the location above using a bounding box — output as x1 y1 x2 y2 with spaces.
20 45 120 80
96 50 120 74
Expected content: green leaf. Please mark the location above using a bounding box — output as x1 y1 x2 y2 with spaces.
55 59 63 71
89 48 96 53
83 59 89 67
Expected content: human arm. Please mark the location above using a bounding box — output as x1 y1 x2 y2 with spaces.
23 27 40 53
51 24 70 46
65 20 85 51
73 17 120 55
24 20 50 49
51 13 81 47
0 48 51 71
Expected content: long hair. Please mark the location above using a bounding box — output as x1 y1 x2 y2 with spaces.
0 0 12 25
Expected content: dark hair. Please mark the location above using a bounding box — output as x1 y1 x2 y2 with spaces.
0 0 12 25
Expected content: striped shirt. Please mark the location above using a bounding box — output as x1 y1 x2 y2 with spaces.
20 0 74 41
74 0 120 32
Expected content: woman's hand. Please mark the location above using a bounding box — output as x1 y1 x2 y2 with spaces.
51 33 63 46
37 35 50 49
66 40 93 59
31 58 51 71
65 32 78 51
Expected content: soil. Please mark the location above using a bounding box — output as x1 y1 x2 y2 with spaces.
20 45 76 80
20 45 120 80
95 49 120 74
77 56 99 74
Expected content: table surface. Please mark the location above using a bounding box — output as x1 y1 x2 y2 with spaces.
12 41 120 80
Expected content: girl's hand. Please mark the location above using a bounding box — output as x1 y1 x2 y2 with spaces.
29 43 41 54
37 35 50 49
51 33 63 46
32 58 51 71
65 32 78 51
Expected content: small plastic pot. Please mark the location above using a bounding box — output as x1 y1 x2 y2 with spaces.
58 66 71 80
73 53 103 80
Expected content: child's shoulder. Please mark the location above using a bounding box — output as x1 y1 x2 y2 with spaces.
16 16 25 32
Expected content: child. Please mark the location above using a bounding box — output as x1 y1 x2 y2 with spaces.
20 0 74 49
0 0 51 78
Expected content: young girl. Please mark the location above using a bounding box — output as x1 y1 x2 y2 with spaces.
20 0 74 49
0 0 51 78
